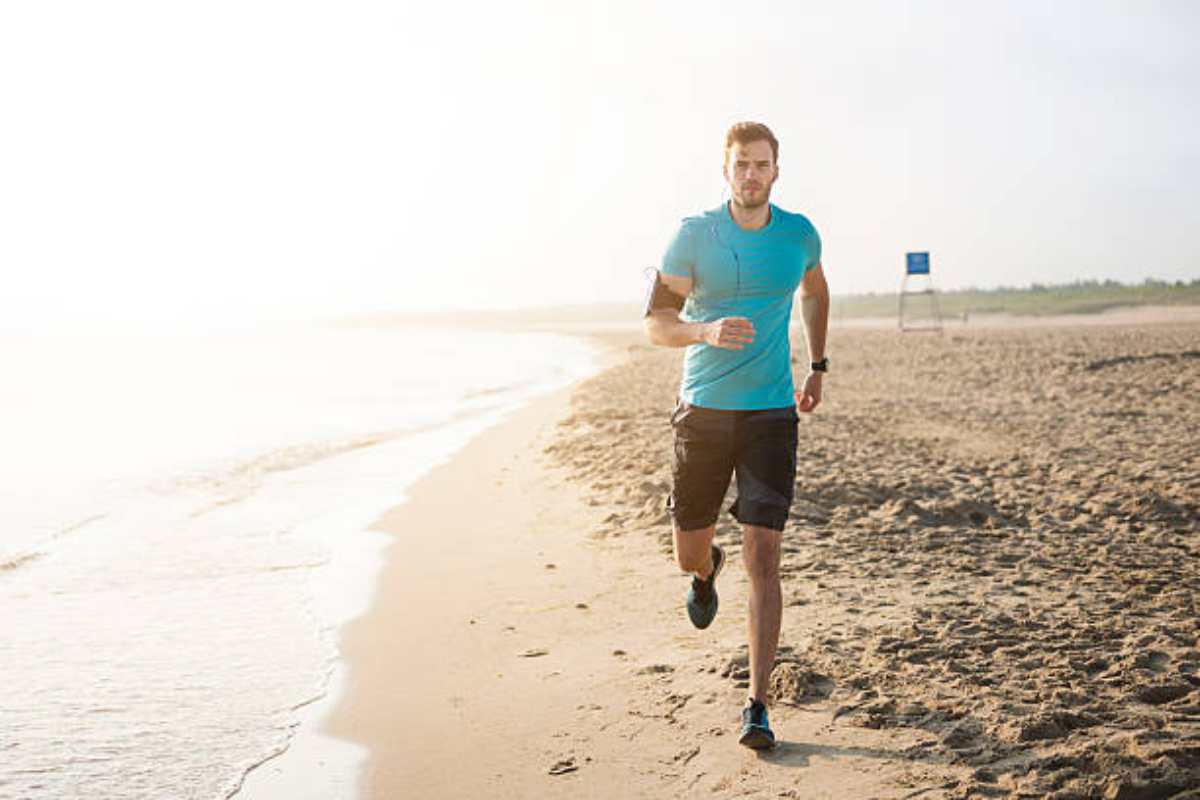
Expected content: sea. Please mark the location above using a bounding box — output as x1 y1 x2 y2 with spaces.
0 321 601 799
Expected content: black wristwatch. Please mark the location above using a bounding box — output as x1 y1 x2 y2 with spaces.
810 357 829 372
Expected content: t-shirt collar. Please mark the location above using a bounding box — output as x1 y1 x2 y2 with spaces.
720 201 775 234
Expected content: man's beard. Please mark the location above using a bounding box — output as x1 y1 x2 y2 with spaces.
731 183 771 210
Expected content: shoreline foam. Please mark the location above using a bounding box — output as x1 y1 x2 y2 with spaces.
231 334 607 799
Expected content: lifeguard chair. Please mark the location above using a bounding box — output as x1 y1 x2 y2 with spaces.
898 251 943 333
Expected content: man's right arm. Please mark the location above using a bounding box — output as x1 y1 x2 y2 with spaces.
643 272 755 350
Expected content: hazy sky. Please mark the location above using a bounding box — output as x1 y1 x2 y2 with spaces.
2 0 1197 327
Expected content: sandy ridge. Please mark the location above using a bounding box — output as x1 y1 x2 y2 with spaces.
547 323 1200 799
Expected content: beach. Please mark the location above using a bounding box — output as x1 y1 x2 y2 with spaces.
7 2 1199 796
250 309 1199 799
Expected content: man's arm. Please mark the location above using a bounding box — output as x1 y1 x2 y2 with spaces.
796 263 829 412
643 271 755 350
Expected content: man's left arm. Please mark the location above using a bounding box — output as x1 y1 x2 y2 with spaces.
796 263 829 413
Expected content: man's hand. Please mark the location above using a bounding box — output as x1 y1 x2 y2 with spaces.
701 317 755 350
796 371 822 413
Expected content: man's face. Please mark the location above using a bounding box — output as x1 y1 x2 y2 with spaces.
723 139 778 210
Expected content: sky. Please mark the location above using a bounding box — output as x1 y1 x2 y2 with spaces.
2 0 1198 327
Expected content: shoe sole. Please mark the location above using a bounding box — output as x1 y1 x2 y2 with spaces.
687 544 726 630
688 593 719 630
739 726 775 750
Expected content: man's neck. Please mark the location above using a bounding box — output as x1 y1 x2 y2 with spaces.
727 200 771 231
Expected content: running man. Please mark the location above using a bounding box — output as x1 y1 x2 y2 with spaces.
643 121 829 749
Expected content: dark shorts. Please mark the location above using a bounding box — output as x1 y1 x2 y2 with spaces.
667 401 799 532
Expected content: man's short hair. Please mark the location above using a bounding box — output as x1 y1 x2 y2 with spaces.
724 121 779 164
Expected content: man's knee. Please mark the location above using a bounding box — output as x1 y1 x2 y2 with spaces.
742 526 782 584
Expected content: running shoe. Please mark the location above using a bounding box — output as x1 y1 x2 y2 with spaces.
739 698 776 750
686 543 724 629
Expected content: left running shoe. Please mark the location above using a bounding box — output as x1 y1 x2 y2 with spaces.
686 543 725 629
739 698 776 750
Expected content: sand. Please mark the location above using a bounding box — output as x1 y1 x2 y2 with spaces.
320 314 1199 800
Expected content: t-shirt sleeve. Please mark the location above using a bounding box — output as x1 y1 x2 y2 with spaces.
806 223 822 272
661 220 696 278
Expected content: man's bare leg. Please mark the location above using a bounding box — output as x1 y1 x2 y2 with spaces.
673 523 716 579
742 524 782 702
676 523 725 629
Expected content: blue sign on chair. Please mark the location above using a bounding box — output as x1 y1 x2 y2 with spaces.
906 252 930 275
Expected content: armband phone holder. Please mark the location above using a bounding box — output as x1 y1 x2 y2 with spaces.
642 268 686 318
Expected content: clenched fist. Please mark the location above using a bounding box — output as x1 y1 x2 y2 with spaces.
701 317 755 350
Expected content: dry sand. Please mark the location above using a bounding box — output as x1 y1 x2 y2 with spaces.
325 315 1199 800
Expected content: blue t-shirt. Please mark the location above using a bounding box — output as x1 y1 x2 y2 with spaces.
661 203 821 410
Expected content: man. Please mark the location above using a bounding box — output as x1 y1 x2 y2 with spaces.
643 121 829 750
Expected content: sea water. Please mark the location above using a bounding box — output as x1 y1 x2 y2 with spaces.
0 322 600 800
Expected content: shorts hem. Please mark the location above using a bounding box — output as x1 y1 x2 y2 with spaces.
667 492 720 532
669 510 721 532
729 500 789 531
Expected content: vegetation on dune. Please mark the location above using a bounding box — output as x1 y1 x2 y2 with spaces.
831 277 1200 319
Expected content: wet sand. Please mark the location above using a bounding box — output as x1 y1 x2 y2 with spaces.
324 313 1199 799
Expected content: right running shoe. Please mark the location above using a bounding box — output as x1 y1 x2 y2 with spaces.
685 543 725 629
